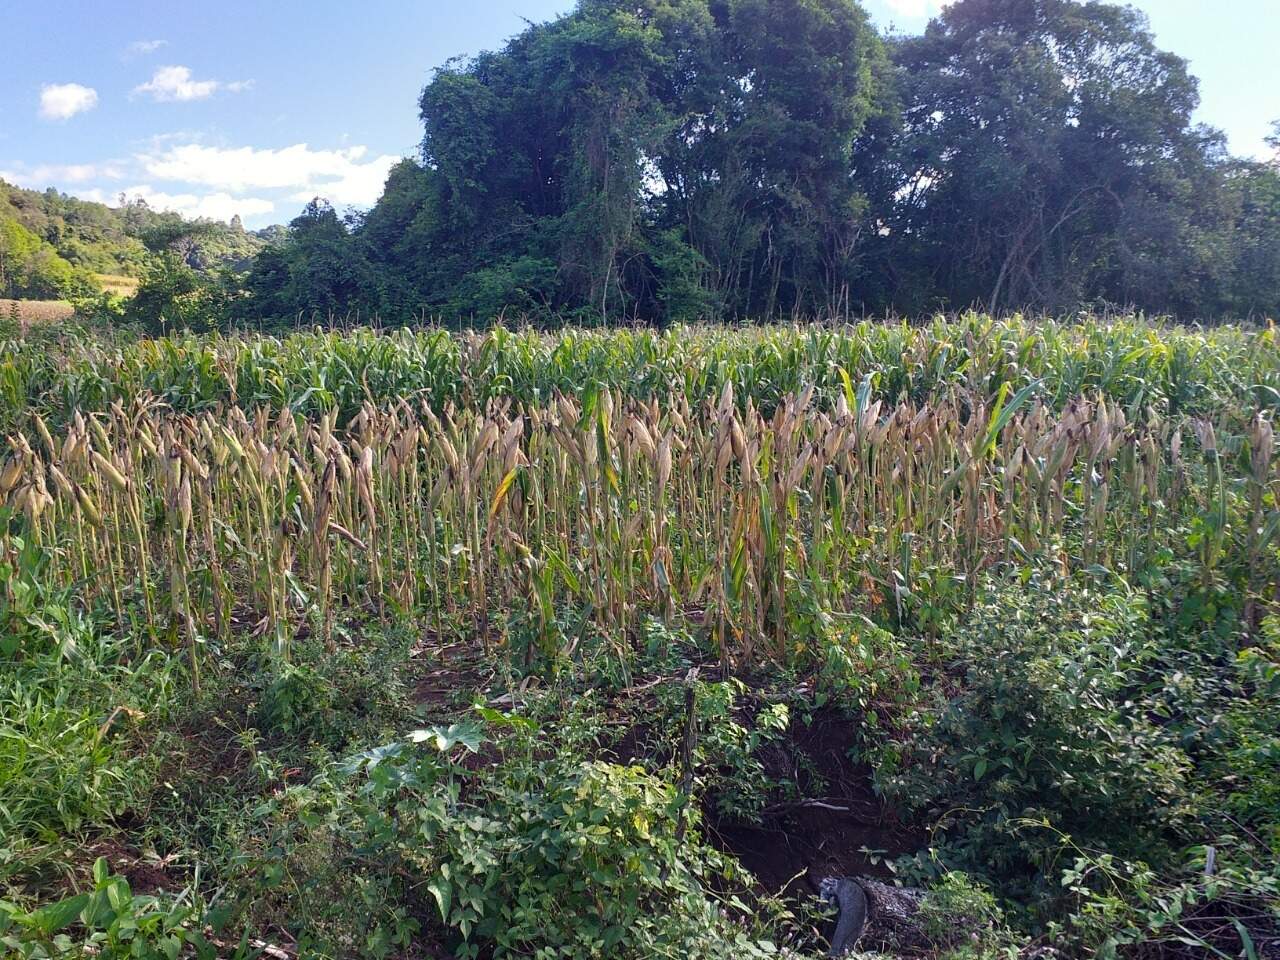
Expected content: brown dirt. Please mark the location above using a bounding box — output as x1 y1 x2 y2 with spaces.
708 703 922 898
410 634 496 715
16 835 186 904
595 669 924 901
87 838 182 895
1151 897 1280 960
407 642 925 906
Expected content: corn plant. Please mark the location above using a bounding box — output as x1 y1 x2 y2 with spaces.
5 364 1278 674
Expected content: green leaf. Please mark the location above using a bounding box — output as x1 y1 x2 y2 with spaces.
408 722 483 753
427 879 451 922
856 372 874 418
1232 919 1259 960
473 705 538 733
339 741 406 775
836 366 855 413
975 378 1041 460
106 878 131 912
29 893 89 936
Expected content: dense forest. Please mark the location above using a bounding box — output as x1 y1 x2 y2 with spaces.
0 179 267 301
208 0 1280 326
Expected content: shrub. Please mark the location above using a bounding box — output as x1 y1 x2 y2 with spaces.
884 573 1194 895
0 858 229 959
258 662 334 737
256 713 780 959
125 254 234 336
917 872 1019 959
649 677 792 822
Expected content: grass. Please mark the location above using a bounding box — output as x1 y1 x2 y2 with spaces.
0 314 1277 959
93 275 140 298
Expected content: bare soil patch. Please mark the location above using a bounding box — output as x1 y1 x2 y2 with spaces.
709 703 922 898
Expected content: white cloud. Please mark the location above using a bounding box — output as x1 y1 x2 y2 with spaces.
6 138 398 228
286 161 399 208
133 65 251 102
58 163 105 182
141 142 400 206
0 162 127 190
4 163 123 186
39 83 99 121
126 39 168 57
882 0 949 17
119 185 274 222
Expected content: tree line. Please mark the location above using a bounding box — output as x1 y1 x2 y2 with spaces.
0 179 267 303
154 0 1280 327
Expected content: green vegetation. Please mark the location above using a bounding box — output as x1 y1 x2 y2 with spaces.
9 0 1279 334
0 215 98 302
0 179 269 304
197 0 1279 327
3 315 1280 433
1 315 1278 958
2 1 1279 957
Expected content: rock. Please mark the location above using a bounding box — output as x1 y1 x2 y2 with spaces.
858 878 932 953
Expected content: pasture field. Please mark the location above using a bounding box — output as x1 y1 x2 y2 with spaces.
94 275 141 298
1 316 1278 959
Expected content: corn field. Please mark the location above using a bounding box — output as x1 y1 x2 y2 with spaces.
4 316 1280 436
4 351 1278 676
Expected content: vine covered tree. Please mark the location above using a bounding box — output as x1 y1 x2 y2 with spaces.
232 0 1280 326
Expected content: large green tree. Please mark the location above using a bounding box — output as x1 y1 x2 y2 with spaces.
232 0 1277 326
1217 122 1280 319
242 199 380 322
882 0 1234 316
0 215 97 300
652 0 891 317
400 0 892 322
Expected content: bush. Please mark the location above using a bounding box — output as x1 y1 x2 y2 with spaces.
125 254 234 335
651 678 791 822
917 872 1018 959
884 573 1194 894
447 256 559 321
255 712 780 959
258 662 335 737
0 526 178 842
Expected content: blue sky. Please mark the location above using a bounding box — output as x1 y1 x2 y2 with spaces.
1 0 1275 229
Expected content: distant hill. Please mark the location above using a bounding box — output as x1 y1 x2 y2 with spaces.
0 179 278 301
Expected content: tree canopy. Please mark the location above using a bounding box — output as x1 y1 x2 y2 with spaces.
233 0 1280 325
